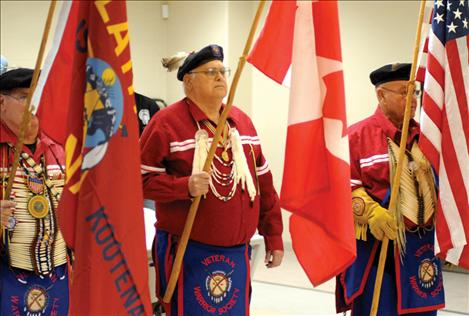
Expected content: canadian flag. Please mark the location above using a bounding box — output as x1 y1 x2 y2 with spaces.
248 0 356 286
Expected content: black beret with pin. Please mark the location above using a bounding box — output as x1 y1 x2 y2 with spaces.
176 45 224 81
369 63 411 86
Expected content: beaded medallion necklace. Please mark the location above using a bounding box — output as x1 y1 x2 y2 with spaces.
193 120 257 202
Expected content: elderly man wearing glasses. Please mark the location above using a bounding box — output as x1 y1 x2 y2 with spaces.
0 68 69 315
336 63 444 316
140 44 283 315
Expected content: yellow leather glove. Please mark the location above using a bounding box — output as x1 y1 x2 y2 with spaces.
368 204 397 241
352 188 397 241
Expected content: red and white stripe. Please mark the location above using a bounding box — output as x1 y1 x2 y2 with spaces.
240 135 261 145
140 165 166 175
31 1 73 115
169 136 261 153
255 161 270 176
359 153 389 169
350 179 363 188
416 0 435 81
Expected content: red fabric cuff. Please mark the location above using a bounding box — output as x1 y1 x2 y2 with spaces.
173 176 191 200
263 235 284 251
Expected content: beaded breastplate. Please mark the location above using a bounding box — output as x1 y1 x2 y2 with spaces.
387 138 437 256
2 147 67 274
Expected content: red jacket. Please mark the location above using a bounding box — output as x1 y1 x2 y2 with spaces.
140 98 283 250
348 106 420 204
0 124 65 189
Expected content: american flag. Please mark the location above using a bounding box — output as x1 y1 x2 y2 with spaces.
418 0 469 268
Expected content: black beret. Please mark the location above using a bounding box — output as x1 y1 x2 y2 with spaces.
0 68 33 91
177 44 224 81
369 63 411 86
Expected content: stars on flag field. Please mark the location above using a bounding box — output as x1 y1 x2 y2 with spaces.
454 7 463 19
432 0 468 37
434 12 445 23
448 22 458 32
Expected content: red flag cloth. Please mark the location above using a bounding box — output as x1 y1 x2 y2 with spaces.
248 0 356 286
32 1 152 314
417 0 469 269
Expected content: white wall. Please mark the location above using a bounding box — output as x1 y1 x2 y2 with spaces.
226 1 254 115
1 0 422 242
160 1 254 114
127 1 167 100
0 1 53 68
164 1 229 105
339 0 420 125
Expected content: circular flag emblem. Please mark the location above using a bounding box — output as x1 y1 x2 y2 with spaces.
81 57 124 171
27 195 50 219
25 285 48 313
205 270 232 304
352 197 365 216
84 58 123 149
418 258 438 289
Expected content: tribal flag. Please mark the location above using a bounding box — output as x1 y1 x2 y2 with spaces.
31 1 152 314
248 0 356 286
417 0 469 268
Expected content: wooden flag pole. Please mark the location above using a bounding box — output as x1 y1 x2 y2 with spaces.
162 0 267 303
1 0 57 240
369 1 427 315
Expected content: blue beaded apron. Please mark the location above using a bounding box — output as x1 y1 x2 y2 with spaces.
154 230 251 316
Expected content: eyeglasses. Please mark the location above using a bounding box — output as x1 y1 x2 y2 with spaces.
188 67 231 78
380 86 422 98
1 93 28 104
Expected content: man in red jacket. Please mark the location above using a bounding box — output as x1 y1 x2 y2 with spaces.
141 44 284 315
0 68 69 315
336 63 444 315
